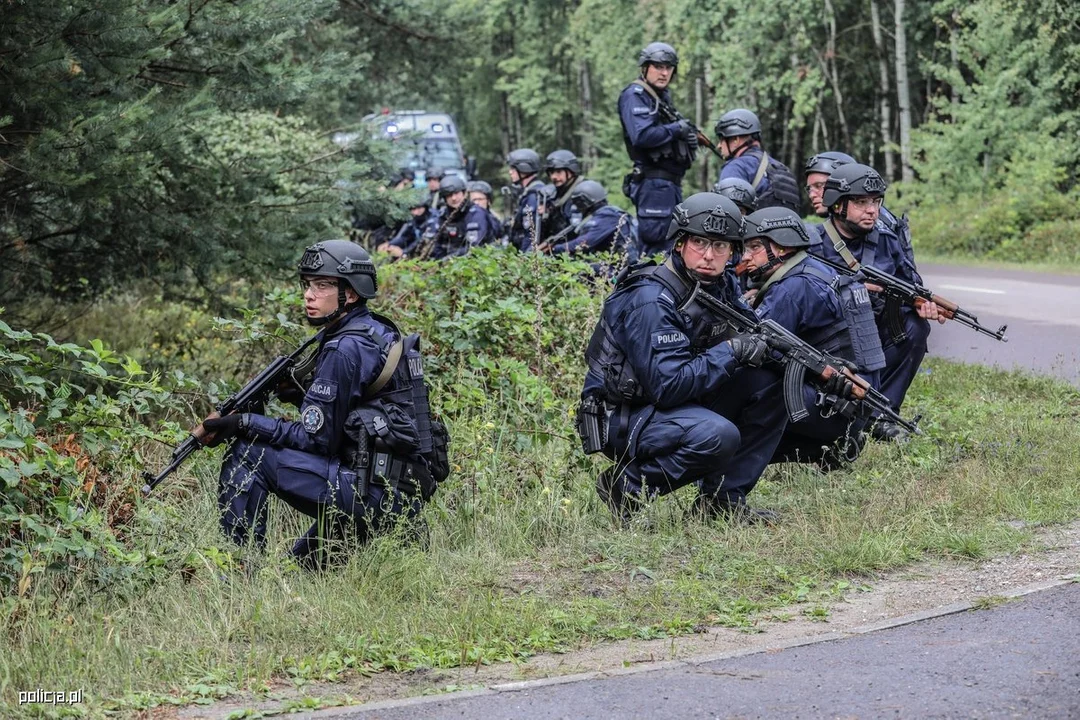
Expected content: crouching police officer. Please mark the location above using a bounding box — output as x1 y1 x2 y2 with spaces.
201 240 441 568
811 163 945 441
428 175 496 259
739 207 886 469
577 193 787 524
538 180 635 260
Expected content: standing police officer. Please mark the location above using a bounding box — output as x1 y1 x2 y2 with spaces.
543 149 585 241
201 240 435 568
739 207 885 469
505 148 547 252
579 193 787 524
618 42 698 257
811 163 945 441
715 109 801 212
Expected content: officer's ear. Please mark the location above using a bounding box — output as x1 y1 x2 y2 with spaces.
343 287 360 306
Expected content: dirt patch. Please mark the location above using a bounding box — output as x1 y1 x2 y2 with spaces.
175 521 1080 719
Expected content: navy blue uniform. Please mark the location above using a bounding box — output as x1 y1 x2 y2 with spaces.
583 256 786 504
508 179 546 252
218 308 421 560
544 179 585 241
430 202 496 259
719 147 801 212
811 221 930 411
618 82 692 257
388 210 439 258
751 255 884 465
549 205 630 256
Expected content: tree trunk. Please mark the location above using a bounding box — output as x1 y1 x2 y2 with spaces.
822 0 852 151
579 58 595 164
870 0 896 180
894 0 914 183
696 74 708 191
949 11 960 107
499 91 511 159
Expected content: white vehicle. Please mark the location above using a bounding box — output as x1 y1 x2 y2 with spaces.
336 110 475 184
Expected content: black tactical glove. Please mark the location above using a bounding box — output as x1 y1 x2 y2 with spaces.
822 371 856 399
676 120 698 151
200 413 247 447
274 378 306 407
727 334 769 367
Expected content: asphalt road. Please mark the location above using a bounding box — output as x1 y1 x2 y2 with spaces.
919 263 1080 386
306 262 1080 720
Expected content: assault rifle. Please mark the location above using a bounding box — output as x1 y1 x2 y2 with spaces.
688 287 920 433
654 99 722 160
142 330 324 494
808 254 1008 344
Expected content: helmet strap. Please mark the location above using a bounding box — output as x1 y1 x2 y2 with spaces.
834 202 873 238
305 283 351 327
747 243 784 282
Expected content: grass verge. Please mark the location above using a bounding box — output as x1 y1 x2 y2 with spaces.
3 358 1079 718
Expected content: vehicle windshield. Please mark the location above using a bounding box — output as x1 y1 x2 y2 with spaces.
396 138 463 174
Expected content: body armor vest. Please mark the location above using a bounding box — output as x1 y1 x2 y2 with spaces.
746 149 802 212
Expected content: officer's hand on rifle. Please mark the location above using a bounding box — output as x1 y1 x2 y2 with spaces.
274 378 305 407
676 120 698 152
200 413 246 448
916 298 948 324
727 334 769 367
821 371 856 400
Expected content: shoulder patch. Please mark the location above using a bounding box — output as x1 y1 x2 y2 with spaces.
307 379 336 402
631 105 651 116
301 405 325 434
652 330 689 350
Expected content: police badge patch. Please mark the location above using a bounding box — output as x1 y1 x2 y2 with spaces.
302 405 325 434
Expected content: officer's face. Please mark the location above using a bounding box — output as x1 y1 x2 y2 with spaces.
427 178 441 191
470 191 489 209
509 167 521 184
805 172 830 215
679 236 732 279
548 169 571 187
741 238 775 277
410 206 427 217
444 190 466 209
841 195 883 232
301 276 358 321
644 63 674 89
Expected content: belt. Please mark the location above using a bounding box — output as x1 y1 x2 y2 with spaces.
637 168 683 183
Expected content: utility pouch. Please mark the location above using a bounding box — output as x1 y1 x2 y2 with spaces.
575 396 609 455
622 166 643 199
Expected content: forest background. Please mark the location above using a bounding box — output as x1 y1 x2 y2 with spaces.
2 1 1080 716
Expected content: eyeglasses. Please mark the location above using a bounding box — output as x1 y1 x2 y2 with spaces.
805 181 827 193
743 240 767 254
849 196 884 209
685 236 733 254
299 278 339 296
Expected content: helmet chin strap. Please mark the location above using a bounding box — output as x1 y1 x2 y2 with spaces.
834 201 874 238
747 244 785 282
306 285 350 327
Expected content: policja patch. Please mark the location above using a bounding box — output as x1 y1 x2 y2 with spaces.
302 405 325 434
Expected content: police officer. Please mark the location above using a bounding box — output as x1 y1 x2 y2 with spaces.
428 175 497 259
543 149 585 241
715 109 801 212
425 166 446 210
537 180 635 263
505 148 547 251
467 180 505 242
804 151 855 217
713 177 758 216
379 195 438 260
201 240 433 568
579 193 787 524
739 207 886 469
811 163 945 441
618 42 698 257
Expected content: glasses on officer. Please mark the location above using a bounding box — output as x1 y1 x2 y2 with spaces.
685 236 734 255
299 278 339 296
743 239 767 255
848 196 884 209
805 180 827 193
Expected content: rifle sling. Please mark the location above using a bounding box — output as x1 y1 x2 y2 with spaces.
750 151 769 191
823 220 862 270
363 339 403 399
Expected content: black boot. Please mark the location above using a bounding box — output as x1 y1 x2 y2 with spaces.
691 493 779 526
596 467 643 525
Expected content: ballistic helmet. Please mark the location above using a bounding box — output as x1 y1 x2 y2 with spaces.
506 148 542 175
569 180 608 215
743 207 812 249
298 240 377 299
438 174 467 197
425 166 446 181
666 193 745 246
712 177 758 214
821 163 887 209
544 149 582 176
638 42 679 68
467 180 494 199
715 109 762 139
804 151 855 177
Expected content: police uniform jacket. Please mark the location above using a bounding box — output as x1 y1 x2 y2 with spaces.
509 178 546 252
244 307 396 463
431 202 496 259
389 211 438 256
549 205 628 255
617 82 691 177
583 255 745 409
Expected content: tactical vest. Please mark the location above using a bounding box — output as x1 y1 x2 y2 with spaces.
777 263 886 373
584 261 735 404
746 149 802 212
339 313 447 500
